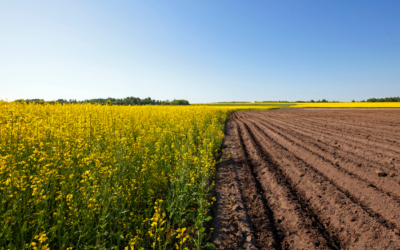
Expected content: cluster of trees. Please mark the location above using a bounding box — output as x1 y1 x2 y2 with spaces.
217 101 251 103
14 96 400 105
365 97 400 102
256 101 291 103
82 97 169 105
350 97 400 102
170 99 189 105
15 97 190 105
309 99 340 103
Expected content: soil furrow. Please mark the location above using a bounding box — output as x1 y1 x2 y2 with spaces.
234 115 338 249
289 112 400 138
279 116 400 154
213 109 400 249
240 117 400 249
251 116 400 200
230 119 280 249
212 120 257 250
248 118 400 232
296 116 400 146
262 115 400 167
259 115 400 175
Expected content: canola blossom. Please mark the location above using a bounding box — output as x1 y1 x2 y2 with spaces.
0 101 278 249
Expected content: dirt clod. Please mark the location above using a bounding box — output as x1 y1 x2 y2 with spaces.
376 170 388 177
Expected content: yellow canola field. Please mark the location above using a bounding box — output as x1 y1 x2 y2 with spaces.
199 105 281 111
293 102 400 108
1 102 269 249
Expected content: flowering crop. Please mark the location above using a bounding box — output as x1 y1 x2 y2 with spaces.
0 101 278 249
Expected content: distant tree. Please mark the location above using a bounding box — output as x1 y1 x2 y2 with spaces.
310 100 315 103
170 99 189 105
15 99 45 104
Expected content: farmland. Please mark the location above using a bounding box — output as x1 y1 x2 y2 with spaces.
212 109 400 249
0 101 277 249
3 101 400 249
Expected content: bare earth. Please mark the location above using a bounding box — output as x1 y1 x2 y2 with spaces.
212 109 400 250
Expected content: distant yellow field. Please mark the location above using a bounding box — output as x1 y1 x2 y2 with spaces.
192 103 290 109
293 102 400 108
200 105 281 111
193 102 400 108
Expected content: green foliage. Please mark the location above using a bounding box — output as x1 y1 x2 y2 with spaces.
218 101 251 103
366 97 400 102
14 97 190 106
170 99 190 105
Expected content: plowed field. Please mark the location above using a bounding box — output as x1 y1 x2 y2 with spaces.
212 109 400 250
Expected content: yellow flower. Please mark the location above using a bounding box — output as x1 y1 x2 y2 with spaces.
0 102 244 248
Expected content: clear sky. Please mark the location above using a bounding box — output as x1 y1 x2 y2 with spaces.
1 1 399 102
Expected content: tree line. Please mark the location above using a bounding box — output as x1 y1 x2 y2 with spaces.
365 97 400 102
14 97 190 105
258 97 400 103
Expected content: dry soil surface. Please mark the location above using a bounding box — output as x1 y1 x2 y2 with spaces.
212 109 400 250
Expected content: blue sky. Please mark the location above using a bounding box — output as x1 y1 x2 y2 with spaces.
1 1 399 102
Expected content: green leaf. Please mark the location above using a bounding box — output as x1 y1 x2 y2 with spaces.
204 216 212 222
205 243 216 249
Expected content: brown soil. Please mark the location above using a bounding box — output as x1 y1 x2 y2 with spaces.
212 109 400 250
